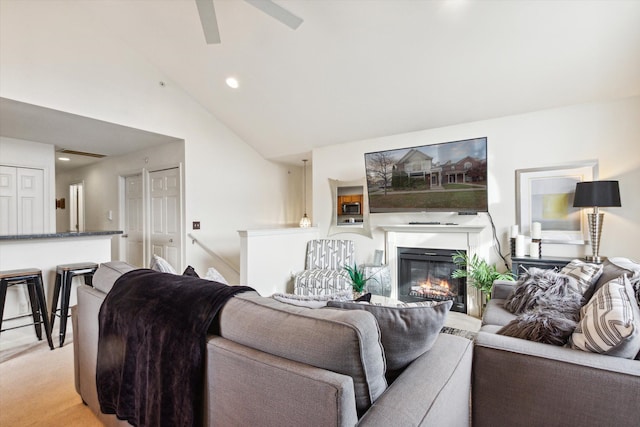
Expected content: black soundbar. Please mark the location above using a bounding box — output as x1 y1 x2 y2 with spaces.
408 221 458 225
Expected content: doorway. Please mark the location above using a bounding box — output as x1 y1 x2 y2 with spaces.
149 168 182 270
121 167 183 271
123 174 144 267
69 182 84 232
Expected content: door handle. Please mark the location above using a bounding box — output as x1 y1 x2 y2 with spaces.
122 234 129 238
169 238 173 243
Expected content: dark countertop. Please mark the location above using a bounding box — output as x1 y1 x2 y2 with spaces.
0 230 123 241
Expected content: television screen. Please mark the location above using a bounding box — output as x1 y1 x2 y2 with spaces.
364 137 488 213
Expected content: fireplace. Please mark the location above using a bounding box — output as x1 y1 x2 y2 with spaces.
397 247 466 313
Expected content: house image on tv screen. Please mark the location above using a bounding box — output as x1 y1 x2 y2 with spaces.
364 137 488 213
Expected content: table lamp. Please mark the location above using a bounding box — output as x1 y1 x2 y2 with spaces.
573 180 621 263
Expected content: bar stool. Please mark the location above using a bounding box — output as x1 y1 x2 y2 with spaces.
50 262 98 347
0 268 55 350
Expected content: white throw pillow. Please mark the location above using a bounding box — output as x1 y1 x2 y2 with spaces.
204 266 229 285
149 255 177 274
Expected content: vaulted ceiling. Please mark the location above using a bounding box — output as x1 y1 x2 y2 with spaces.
2 0 640 164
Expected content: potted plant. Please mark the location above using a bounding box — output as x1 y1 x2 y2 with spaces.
451 251 515 305
344 263 377 299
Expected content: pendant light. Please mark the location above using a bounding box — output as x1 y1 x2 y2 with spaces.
299 159 311 228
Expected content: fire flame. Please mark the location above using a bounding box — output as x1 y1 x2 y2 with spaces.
412 278 453 298
419 279 450 290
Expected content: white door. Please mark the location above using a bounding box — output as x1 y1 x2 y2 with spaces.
124 174 145 267
149 168 181 271
0 166 44 234
0 166 17 235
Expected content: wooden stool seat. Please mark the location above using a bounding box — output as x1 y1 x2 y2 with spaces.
0 268 55 350
50 262 98 347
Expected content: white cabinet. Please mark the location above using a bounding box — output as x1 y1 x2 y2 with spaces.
0 166 45 235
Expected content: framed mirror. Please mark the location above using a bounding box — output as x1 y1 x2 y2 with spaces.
328 178 372 238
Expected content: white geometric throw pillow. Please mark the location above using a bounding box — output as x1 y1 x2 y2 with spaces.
560 259 603 296
570 275 640 359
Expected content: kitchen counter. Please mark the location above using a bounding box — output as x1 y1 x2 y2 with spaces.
0 230 122 240
0 231 122 325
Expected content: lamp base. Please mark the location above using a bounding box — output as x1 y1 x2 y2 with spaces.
584 255 604 264
586 212 604 265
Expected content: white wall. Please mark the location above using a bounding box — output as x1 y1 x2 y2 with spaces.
0 136 55 233
1 1 303 281
312 96 640 265
239 227 319 295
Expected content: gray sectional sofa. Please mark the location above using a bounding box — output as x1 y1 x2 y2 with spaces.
73 262 473 426
473 258 640 427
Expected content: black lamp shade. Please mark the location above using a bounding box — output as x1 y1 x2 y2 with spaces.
573 181 621 208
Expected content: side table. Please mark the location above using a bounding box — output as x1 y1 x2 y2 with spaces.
362 264 391 297
511 256 574 277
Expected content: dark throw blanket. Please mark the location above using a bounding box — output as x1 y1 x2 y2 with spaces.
97 269 254 427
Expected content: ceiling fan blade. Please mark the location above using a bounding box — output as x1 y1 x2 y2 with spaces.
244 0 303 30
195 0 221 44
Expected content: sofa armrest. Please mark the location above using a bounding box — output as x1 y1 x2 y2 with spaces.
207 336 359 427
359 333 473 427
491 279 516 300
473 330 640 427
74 285 104 411
75 285 130 427
71 305 80 395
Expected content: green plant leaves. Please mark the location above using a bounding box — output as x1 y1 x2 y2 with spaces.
450 251 514 297
344 263 377 293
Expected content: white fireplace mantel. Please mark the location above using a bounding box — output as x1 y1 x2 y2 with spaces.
381 223 492 318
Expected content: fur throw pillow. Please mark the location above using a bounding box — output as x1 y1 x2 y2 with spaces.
498 308 578 346
499 268 584 346
504 268 583 317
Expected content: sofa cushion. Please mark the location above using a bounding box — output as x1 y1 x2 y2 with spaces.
481 299 516 327
218 291 387 413
594 258 635 290
92 261 137 294
326 300 452 372
571 275 640 359
482 299 516 326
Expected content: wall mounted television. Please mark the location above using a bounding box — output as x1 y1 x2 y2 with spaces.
364 137 488 213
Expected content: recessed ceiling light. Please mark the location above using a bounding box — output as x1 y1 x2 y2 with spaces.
58 157 71 161
225 77 239 89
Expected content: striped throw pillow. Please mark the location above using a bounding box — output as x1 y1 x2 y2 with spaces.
570 275 640 359
560 259 603 296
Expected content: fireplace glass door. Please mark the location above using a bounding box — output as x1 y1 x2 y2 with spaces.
397 247 466 313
